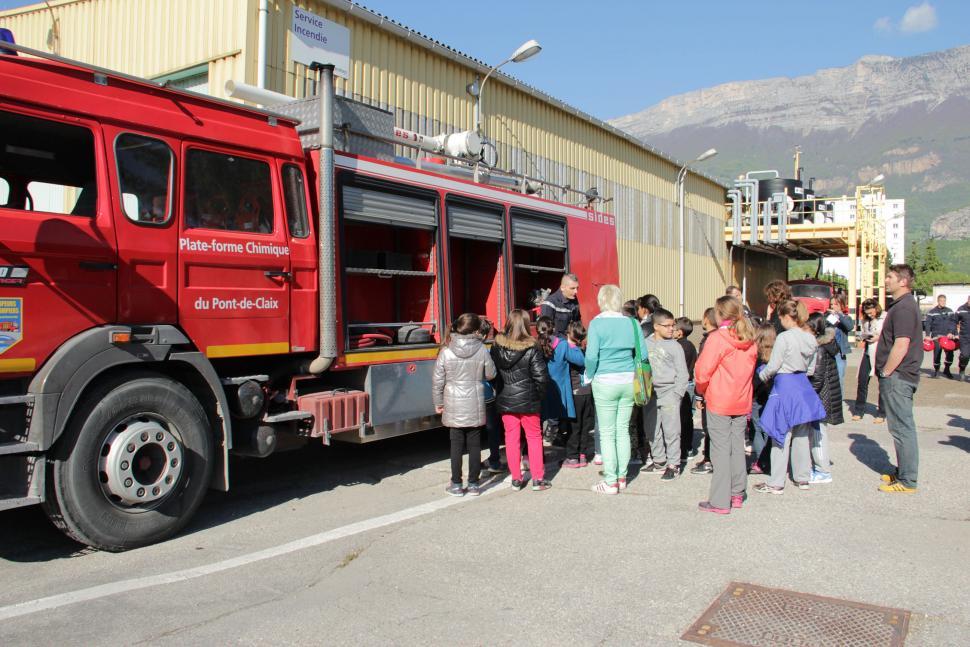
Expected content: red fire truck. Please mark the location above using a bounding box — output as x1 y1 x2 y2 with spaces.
0 39 618 550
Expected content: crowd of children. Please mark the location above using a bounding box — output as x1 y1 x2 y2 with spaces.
432 279 841 514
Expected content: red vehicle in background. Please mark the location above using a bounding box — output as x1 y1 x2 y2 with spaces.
789 279 835 315
0 38 619 550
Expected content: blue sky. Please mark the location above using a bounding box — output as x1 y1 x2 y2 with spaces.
2 0 967 120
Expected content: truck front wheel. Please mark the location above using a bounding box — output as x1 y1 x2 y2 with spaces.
44 373 214 551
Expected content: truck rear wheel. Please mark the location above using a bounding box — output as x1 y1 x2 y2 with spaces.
43 372 213 551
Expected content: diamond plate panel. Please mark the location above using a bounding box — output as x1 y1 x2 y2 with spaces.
682 582 910 647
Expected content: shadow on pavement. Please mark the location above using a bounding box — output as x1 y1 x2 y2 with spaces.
0 429 454 563
939 434 970 454
847 432 895 476
946 414 969 432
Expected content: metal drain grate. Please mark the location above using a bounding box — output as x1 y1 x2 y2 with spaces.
682 582 910 647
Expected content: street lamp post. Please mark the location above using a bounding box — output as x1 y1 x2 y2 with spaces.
678 148 717 317
471 39 541 137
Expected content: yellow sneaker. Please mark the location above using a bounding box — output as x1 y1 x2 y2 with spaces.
880 474 896 483
878 481 916 493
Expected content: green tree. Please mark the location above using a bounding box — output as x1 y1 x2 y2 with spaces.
907 239 921 272
922 239 944 274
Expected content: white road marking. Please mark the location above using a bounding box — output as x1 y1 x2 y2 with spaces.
0 483 507 622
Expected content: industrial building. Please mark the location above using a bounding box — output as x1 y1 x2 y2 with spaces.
1 0 777 317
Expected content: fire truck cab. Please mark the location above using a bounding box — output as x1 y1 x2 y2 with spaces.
0 43 618 550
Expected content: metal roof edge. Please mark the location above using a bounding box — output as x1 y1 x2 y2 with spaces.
320 0 730 191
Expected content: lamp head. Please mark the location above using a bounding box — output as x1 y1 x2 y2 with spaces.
870 174 885 185
510 39 541 63
696 148 717 162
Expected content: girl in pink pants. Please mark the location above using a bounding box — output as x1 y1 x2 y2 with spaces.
490 309 551 491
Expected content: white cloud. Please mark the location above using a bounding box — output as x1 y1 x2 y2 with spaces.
873 16 893 33
900 2 938 33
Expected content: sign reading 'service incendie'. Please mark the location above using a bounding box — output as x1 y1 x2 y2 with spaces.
290 6 350 78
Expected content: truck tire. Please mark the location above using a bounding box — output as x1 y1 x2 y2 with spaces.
43 372 214 551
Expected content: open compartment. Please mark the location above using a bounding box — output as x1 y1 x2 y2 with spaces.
446 199 506 327
509 209 568 313
340 179 440 350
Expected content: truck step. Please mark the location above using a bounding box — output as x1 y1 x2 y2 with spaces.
0 441 39 455
263 410 313 423
0 495 42 512
0 394 34 407
297 390 369 444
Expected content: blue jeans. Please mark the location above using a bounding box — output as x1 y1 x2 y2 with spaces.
750 399 770 470
878 374 918 488
835 354 846 387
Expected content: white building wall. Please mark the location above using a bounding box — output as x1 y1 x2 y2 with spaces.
821 195 905 276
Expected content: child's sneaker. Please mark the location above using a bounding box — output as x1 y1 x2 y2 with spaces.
510 479 526 491
731 493 746 509
577 454 589 468
617 477 628 490
748 463 764 475
591 481 619 495
531 479 551 491
485 461 505 474
592 454 603 466
661 465 679 481
796 481 810 490
754 482 784 495
445 482 464 497
465 482 481 496
698 501 730 515
562 458 583 469
809 469 832 484
690 461 713 475
642 461 667 475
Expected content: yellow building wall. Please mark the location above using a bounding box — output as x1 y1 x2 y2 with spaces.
2 0 731 317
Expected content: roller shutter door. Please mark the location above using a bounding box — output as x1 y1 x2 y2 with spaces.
342 185 436 229
511 213 566 249
448 203 504 241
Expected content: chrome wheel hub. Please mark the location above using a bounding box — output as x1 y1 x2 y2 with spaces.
99 416 184 507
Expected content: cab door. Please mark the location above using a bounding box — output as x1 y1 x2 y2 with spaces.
177 146 291 359
0 107 116 376
278 161 317 354
105 127 179 324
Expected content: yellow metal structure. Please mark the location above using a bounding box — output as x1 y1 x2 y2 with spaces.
853 185 888 313
724 190 889 317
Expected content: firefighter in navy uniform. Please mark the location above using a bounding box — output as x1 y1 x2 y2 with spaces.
539 273 581 336
924 295 957 378
955 295 970 382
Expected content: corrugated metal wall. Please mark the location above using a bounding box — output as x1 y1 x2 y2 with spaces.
0 0 246 90
2 0 732 318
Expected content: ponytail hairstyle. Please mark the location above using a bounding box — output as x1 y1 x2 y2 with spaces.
776 299 809 329
807 312 829 337
566 320 587 344
702 307 717 330
714 296 755 342
503 309 534 344
445 312 482 345
754 322 776 362
535 315 555 359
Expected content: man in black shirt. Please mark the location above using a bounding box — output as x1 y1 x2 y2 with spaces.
875 264 923 493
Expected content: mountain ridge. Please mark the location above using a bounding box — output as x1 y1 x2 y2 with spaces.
610 45 970 257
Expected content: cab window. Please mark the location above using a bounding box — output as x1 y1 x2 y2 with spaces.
0 108 97 216
282 164 309 238
184 149 273 233
115 133 174 225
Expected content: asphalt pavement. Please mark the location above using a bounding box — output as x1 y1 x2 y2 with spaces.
0 351 967 645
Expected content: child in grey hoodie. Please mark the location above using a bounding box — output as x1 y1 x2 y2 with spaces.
642 308 689 480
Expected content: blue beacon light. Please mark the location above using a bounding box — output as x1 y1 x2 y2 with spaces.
0 28 17 56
